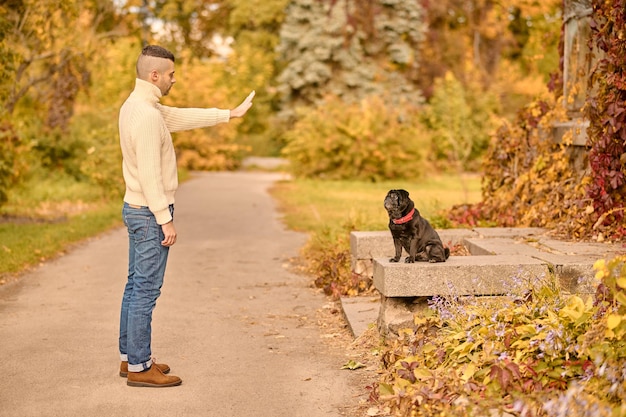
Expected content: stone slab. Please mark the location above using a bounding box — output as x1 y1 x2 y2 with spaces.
464 237 546 257
470 227 547 238
350 229 478 262
552 119 589 147
339 296 379 338
351 228 549 263
534 238 624 257
373 255 549 297
347 227 625 338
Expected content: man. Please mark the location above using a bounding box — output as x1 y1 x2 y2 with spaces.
118 45 254 387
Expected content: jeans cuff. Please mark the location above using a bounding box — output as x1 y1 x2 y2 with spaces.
128 358 153 373
120 353 128 361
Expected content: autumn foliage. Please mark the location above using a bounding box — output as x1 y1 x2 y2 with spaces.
585 0 626 239
449 0 626 241
373 256 626 416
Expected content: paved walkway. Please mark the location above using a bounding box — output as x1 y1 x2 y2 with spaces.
0 172 363 417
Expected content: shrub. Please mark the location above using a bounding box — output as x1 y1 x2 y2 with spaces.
302 225 372 299
447 96 592 237
175 128 250 171
447 1 626 241
421 71 500 172
0 120 25 205
584 0 626 239
281 94 429 181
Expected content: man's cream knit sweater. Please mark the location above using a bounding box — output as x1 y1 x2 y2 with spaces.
119 78 231 225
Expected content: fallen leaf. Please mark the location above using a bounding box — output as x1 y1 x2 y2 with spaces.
367 407 380 416
341 360 366 370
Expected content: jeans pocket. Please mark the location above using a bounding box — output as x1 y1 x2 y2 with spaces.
125 214 150 242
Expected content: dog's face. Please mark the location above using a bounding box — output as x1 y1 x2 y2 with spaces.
384 189 410 219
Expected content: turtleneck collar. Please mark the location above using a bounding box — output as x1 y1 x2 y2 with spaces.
132 78 162 104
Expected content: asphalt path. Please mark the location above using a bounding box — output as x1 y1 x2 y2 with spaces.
0 172 363 417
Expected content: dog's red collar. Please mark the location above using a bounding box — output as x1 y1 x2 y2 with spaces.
392 208 415 225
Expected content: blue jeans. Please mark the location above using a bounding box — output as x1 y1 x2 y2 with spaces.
119 203 173 372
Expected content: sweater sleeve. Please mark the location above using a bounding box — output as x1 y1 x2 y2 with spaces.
133 111 172 224
157 104 231 132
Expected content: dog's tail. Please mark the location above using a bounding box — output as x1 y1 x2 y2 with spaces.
444 247 450 259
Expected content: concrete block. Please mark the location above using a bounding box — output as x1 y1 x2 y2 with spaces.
373 256 549 297
552 119 589 146
350 229 477 262
350 231 393 261
339 296 379 337
472 227 547 238
536 238 623 257
352 259 373 278
377 296 431 337
344 227 620 339
464 237 546 257
437 229 480 247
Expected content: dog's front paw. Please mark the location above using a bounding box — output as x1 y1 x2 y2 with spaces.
404 257 415 263
389 257 400 263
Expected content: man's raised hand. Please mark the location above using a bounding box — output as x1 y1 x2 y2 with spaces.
230 91 255 119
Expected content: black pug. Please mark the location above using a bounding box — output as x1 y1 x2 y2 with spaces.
384 189 450 263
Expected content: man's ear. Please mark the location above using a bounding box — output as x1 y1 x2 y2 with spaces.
149 70 159 82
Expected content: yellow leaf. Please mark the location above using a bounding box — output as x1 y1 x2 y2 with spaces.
515 324 536 337
341 360 366 370
607 314 622 330
452 331 466 340
422 343 436 354
414 368 432 381
511 339 530 350
560 296 585 321
593 259 606 270
616 278 626 289
414 316 428 325
379 383 394 396
616 292 626 306
452 341 473 357
460 363 477 382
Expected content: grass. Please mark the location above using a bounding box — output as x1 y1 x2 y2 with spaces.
269 174 482 234
0 167 195 282
0 202 121 279
0 172 123 281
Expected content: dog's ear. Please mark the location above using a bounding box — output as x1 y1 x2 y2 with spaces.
398 189 409 200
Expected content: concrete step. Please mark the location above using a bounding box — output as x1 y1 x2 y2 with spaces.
373 255 548 297
346 227 624 337
339 296 379 338
350 227 547 261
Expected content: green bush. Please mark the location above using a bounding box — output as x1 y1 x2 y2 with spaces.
33 129 88 180
175 125 249 171
0 120 25 204
421 71 499 172
281 94 429 181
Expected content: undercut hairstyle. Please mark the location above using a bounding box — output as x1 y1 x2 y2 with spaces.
136 45 175 78
141 45 175 62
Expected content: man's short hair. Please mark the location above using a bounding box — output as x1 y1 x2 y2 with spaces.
140 45 175 63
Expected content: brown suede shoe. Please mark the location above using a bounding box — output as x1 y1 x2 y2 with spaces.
127 364 182 387
119 360 171 377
